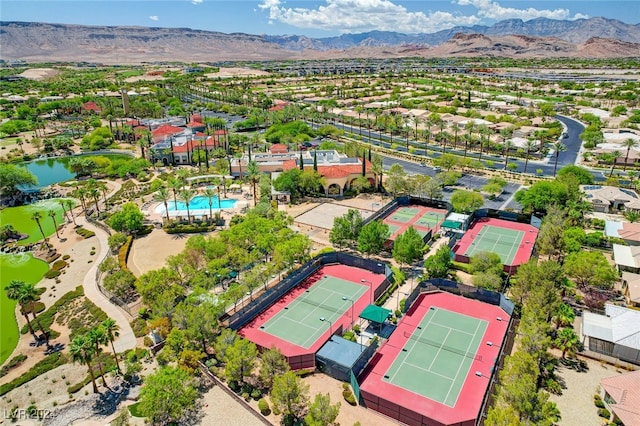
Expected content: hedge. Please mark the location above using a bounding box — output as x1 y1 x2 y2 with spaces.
75 227 95 239
451 261 472 274
0 352 67 396
118 236 133 272
0 354 27 378
164 223 217 234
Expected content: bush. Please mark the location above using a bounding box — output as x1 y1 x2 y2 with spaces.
0 352 67 396
75 227 95 239
20 286 84 337
342 388 357 406
595 399 606 409
451 261 472 273
118 236 133 272
164 223 217 234
0 354 28 377
251 388 262 400
258 398 271 416
598 408 611 419
143 336 154 347
44 269 61 279
130 318 147 338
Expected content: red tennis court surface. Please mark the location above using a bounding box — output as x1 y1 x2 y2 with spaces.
452 217 538 272
239 264 384 370
359 291 510 426
383 205 448 241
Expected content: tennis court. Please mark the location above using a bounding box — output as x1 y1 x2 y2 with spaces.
414 211 447 229
463 225 525 265
260 276 368 349
383 205 448 241
387 207 421 223
382 307 487 407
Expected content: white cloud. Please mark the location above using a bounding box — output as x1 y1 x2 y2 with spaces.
192 0 203 4
455 0 588 21
149 15 159 21
257 0 481 33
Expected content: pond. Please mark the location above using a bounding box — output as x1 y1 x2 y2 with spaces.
19 153 132 189
0 199 71 245
0 253 49 365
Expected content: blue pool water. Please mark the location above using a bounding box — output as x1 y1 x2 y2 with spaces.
156 196 237 213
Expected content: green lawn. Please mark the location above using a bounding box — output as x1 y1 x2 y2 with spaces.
0 199 70 245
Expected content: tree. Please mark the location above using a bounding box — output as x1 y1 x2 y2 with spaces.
357 220 390 257
103 270 136 301
271 370 310 422
138 366 200 425
179 189 196 223
107 202 144 234
622 137 639 170
69 335 99 393
563 251 618 290
31 211 50 249
450 189 484 213
551 141 567 176
5 280 36 337
562 227 586 253
473 272 504 291
305 393 341 426
87 326 109 388
65 199 77 226
330 209 364 250
552 303 575 329
0 164 37 194
154 186 172 225
392 226 424 267
168 178 182 209
259 346 290 390
48 209 60 239
556 165 594 185
214 328 238 362
101 318 121 373
108 232 128 254
201 187 217 223
385 163 409 196
523 138 537 174
246 160 261 205
555 328 580 359
423 245 451 279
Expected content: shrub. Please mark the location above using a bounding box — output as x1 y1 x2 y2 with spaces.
598 408 611 419
342 388 357 406
595 399 606 409
251 389 262 400
0 353 67 396
143 336 154 347
118 236 133 272
44 270 61 279
75 227 95 239
258 398 271 416
51 260 68 271
0 354 28 377
20 286 84 337
130 318 147 338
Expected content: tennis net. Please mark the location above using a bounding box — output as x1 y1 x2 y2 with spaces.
297 295 346 316
404 331 482 361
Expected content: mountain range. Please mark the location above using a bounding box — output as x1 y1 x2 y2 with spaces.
1 18 639 64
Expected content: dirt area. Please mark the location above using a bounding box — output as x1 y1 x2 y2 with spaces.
549 356 625 426
18 68 61 81
205 67 271 78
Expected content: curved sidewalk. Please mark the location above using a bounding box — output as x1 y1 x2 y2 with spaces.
78 214 137 353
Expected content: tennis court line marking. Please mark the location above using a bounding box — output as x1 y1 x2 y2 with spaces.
402 360 455 382
427 328 452 371
296 285 346 347
442 319 483 405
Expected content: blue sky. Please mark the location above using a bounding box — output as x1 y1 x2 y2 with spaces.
2 0 638 37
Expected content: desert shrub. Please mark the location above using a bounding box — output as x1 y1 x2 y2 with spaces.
118 236 133 272
75 227 95 239
0 353 67 396
342 387 357 406
130 318 147 338
598 408 611 419
20 286 84 337
0 354 28 377
51 260 68 271
258 398 271 416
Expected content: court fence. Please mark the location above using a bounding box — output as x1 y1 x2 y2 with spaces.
365 196 452 228
224 252 392 331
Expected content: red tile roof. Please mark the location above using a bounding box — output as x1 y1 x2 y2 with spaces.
152 124 184 138
600 370 640 426
269 143 289 153
82 101 101 112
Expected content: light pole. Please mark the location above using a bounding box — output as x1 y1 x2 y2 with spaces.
361 279 373 304
319 317 333 335
411 264 421 293
342 296 355 327
396 291 409 312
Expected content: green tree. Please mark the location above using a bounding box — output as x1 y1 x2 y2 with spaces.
179 189 196 223
305 393 341 426
563 251 618 290
357 220 390 257
214 328 238 362
108 232 128 254
270 370 310 422
330 209 364 250
450 189 484 213
101 318 121 373
103 270 136 301
246 160 261 205
423 245 451 279
552 303 576 329
154 186 172 225
5 280 37 337
107 202 144 234
555 328 580 359
473 272 504 291
31 210 50 249
562 227 586 253
556 165 594 185
259 346 290 390
392 226 424 267
385 163 409 195
87 326 109 388
69 335 99 393
138 366 199 425
0 164 37 194
622 137 639 170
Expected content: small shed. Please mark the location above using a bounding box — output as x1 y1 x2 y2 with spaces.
316 336 365 382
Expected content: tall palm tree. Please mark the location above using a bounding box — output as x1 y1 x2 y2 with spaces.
552 142 568 176
97 181 109 207
168 177 182 210
70 335 99 393
31 211 50 249
65 199 77 226
87 327 109 388
5 280 36 337
101 318 121 373
371 156 384 193
202 187 217 223
154 186 172 225
48 209 60 239
503 139 515 169
246 160 261 206
58 199 69 223
74 187 88 215
622 137 639 171
179 189 196 223
556 328 580 359
523 139 538 174
553 303 576 329
609 150 622 177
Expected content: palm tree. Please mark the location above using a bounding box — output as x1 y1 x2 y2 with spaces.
74 187 88 215
87 327 109 388
553 303 576 329
48 209 60 239
202 187 217 223
5 280 36 337
609 150 622 177
502 139 515 169
101 318 121 374
523 139 538 174
97 181 109 207
371 156 384 192
179 189 196 223
58 199 69 223
556 328 580 359
70 335 99 393
168 178 182 210
246 160 261 206
154 186 172 225
65 199 77 226
31 211 50 249
622 137 639 171
552 141 568 177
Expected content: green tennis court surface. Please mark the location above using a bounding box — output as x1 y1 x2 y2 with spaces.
387 224 401 235
260 276 368 349
383 307 487 407
464 226 525 265
414 211 446 228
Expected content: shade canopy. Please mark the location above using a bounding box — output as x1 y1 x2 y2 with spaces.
359 304 392 324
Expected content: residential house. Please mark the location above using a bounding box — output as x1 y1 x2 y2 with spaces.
605 221 640 245
621 272 640 308
582 304 640 365
612 244 640 273
599 370 640 425
580 185 640 213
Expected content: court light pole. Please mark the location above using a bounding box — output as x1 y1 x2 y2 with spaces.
319 317 333 335
361 279 373 304
396 291 409 313
342 296 355 327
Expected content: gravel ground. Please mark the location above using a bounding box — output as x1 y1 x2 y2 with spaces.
549 357 624 426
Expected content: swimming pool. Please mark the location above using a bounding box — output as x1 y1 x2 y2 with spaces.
155 196 237 214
